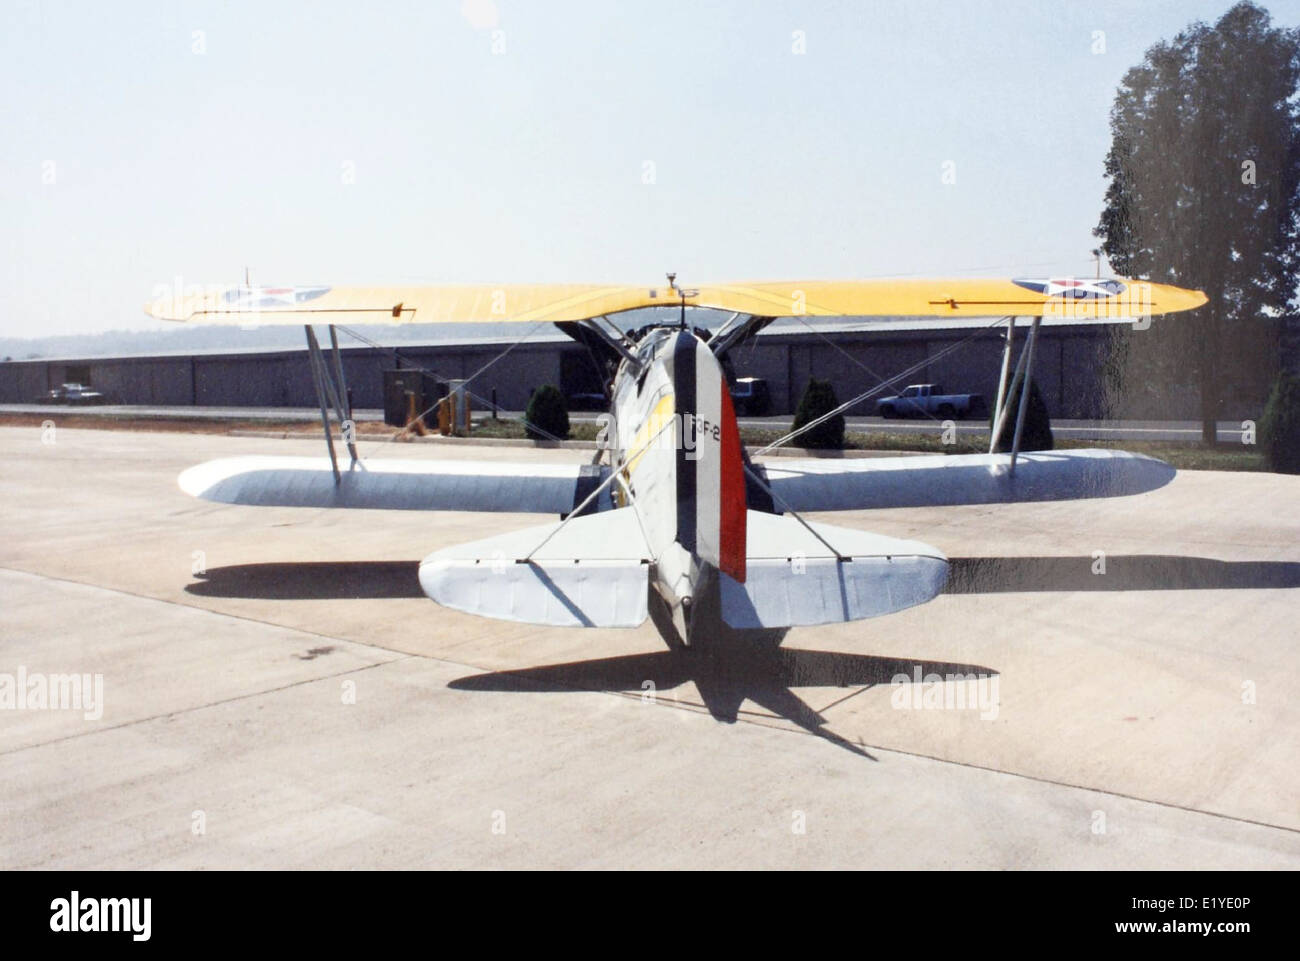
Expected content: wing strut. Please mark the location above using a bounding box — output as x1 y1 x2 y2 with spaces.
986 315 1043 470
988 316 1017 452
1009 315 1042 471
588 315 641 367
304 324 358 484
710 313 777 358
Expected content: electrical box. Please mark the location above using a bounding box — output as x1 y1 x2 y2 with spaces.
382 370 446 428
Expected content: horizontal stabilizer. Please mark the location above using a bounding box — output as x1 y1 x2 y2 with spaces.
419 509 651 628
179 456 608 514
761 449 1174 513
720 512 948 628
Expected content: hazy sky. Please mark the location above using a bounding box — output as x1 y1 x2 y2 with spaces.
3 0 1297 337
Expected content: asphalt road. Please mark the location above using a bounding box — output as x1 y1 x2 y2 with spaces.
508 410 1252 444
1 404 1251 443
0 403 386 423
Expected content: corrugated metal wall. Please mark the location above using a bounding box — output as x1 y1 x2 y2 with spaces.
0 327 1120 417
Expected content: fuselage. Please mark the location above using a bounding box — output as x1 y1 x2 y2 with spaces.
603 326 747 640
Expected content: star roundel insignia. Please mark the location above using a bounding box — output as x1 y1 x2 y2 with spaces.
223 286 332 308
1013 278 1127 299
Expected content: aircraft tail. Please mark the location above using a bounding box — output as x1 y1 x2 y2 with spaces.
419 508 651 627
673 332 747 583
721 512 949 628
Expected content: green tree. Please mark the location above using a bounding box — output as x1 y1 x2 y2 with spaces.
791 378 845 450
1260 372 1300 473
1093 1 1300 443
524 384 569 440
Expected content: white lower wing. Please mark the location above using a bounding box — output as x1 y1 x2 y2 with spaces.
760 448 1174 512
179 456 608 514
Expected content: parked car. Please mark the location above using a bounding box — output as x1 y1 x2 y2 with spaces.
729 377 771 416
36 383 106 406
877 383 986 419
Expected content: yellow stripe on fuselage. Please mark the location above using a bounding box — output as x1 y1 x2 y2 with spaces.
621 391 675 486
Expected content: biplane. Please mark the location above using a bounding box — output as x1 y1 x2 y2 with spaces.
148 275 1206 645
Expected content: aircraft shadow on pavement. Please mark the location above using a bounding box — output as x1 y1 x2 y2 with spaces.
184 555 1300 601
186 560 995 759
186 554 1297 758
448 591 998 760
944 555 1300 593
186 561 426 599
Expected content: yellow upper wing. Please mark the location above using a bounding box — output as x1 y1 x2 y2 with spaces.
698 278 1207 318
144 283 655 325
145 277 1206 324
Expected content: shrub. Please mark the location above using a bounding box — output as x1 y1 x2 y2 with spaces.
990 373 1054 452
791 378 845 450
1260 372 1300 474
525 384 569 440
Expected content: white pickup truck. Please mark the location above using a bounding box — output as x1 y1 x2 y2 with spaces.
877 384 987 419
